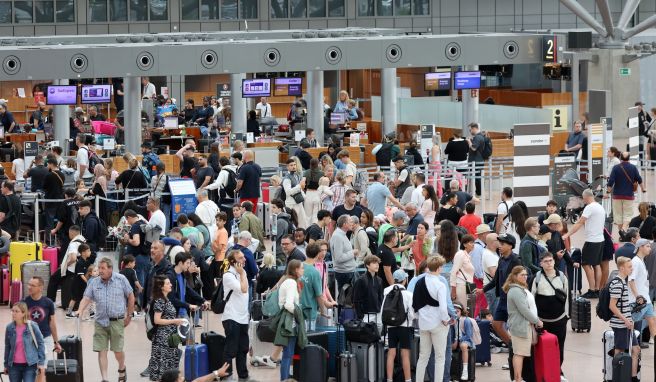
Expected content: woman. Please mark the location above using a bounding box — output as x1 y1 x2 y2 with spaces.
330 171 348 208
420 185 439 232
607 146 621 174
246 110 260 137
207 142 221 174
315 240 337 307
436 219 459 283
151 162 170 220
320 154 334 173
629 202 656 240
88 163 109 222
505 266 543 382
360 208 374 231
430 133 442 196
3 302 45 382
187 213 213 259
531 252 569 380
274 259 305 381
256 253 283 295
443 132 469 170
12 146 24 182
450 234 476 307
507 204 527 254
518 218 543 276
269 175 283 201
303 158 324 225
411 222 434 275
334 90 350 112
115 158 147 190
405 140 424 166
147 275 186 381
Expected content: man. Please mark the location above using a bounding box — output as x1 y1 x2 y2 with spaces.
363 172 403 215
75 133 93 180
629 239 656 350
377 228 400 289
170 252 207 319
337 150 357 185
459 202 482 236
615 228 640 261
608 256 641 381
352 254 384 321
435 192 462 226
405 203 424 236
192 156 213 190
564 120 585 157
331 215 358 289
147 196 166 234
381 268 415 382
544 214 571 273
306 209 330 245
76 257 134 382
175 142 198 178
301 243 335 331
281 158 308 229
294 141 313 170
440 179 478 210
281 234 306 264
332 189 363 222
141 142 161 178
300 128 319 148
495 187 514 234
538 200 559 225
293 228 307 254
607 151 645 232
255 96 272 118
142 77 156 99
24 154 49 192
482 233 500 314
113 79 124 112
470 224 490 313
122 209 148 302
0 103 15 135
77 200 103 253
88 105 106 122
235 150 262 207
231 151 243 170
350 216 371 263
393 156 412 199
231 231 260 304
411 173 426 207
0 180 20 240
47 225 86 305
29 101 47 130
205 156 238 202
629 101 653 145
221 249 252 381
24 276 62 358
233 201 264 253
562 189 607 298
42 157 65 231
51 188 79 251
466 122 485 197
195 189 219 237
195 96 213 127
70 107 86 140
480 233 521 348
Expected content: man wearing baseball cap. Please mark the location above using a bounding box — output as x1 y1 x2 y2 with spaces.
382 268 415 382
628 238 656 348
479 233 521 351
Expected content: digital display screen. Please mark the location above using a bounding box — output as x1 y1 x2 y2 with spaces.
242 79 271 98
454 71 481 90
330 111 347 125
81 84 111 104
46 85 78 105
274 77 303 96
425 72 452 91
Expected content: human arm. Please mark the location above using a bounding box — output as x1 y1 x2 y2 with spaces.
192 363 230 382
49 313 62 352
153 311 186 326
176 144 192 161
508 287 540 325
450 252 464 288
562 216 586 239
75 296 93 317
610 296 633 330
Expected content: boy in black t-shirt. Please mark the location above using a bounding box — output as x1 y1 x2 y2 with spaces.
376 228 399 289
120 255 143 315
66 243 92 318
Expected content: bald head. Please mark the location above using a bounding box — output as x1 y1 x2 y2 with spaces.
243 150 254 162
485 233 499 250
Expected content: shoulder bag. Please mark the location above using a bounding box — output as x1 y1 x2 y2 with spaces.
619 163 638 192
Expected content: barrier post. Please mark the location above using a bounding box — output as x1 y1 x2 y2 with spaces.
95 195 100 217
34 197 40 242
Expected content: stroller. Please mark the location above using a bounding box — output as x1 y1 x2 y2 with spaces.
557 168 604 223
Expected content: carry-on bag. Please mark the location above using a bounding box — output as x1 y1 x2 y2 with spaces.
533 329 561 382
612 332 633 382
9 279 21 306
42 246 59 275
297 344 328 382
338 351 358 382
9 241 42 280
349 341 384 382
343 318 380 344
57 317 84 381
571 269 591 332
475 319 492 366
603 329 641 382
46 351 81 382
200 315 224 375
450 320 476 381
249 319 276 367
21 261 50 298
184 320 209 380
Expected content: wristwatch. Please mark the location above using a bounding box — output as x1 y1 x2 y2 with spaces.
213 370 220 379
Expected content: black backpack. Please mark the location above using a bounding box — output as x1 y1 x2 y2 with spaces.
367 231 379 257
597 277 624 321
211 274 234 314
481 134 493 160
381 285 408 326
337 276 356 308
222 168 238 199
412 276 440 312
375 143 394 166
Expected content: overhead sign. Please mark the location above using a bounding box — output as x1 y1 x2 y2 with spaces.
216 83 231 98
542 35 557 62
546 106 568 132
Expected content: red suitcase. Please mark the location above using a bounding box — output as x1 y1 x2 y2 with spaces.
533 329 561 382
1 265 8 303
9 279 21 307
42 247 59 275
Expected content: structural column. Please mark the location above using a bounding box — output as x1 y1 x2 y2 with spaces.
381 68 397 137
307 70 324 144
53 79 70 153
168 75 185 105
462 65 479 133
123 76 142 154
230 73 247 134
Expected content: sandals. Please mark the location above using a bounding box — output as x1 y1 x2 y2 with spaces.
118 367 127 382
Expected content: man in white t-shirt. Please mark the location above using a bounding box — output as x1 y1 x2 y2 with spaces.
411 173 426 207
75 134 93 180
563 189 606 298
495 187 514 234
141 77 156 99
221 249 251 380
629 239 656 345
255 97 272 118
146 197 166 234
195 190 219 241
482 233 500 314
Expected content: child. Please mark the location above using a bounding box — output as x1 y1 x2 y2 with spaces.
66 243 92 318
381 269 415 382
120 255 143 316
83 264 98 321
318 177 334 212
453 303 476 381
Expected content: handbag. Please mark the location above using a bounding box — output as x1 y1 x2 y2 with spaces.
619 163 638 192
530 325 539 346
292 191 305 204
459 269 476 295
543 272 567 304
262 288 281 317
256 318 277 343
343 318 381 344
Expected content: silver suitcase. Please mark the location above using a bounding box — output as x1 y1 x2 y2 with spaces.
602 329 641 381
257 202 271 236
21 261 51 297
249 319 276 367
350 341 384 382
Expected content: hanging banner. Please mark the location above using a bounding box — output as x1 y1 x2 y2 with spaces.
169 178 197 222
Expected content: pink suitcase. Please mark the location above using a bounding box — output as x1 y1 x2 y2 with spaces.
42 247 59 275
9 279 21 307
534 329 561 382
1 266 8 303
92 120 116 135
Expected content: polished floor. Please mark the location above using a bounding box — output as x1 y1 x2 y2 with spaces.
1 172 656 382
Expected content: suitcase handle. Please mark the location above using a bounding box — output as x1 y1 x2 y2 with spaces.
52 350 68 375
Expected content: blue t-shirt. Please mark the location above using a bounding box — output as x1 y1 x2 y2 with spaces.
177 273 187 317
237 161 262 199
24 296 56 338
365 182 392 216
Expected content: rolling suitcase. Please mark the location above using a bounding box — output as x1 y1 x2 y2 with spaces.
298 344 328 382
338 351 358 382
184 324 209 381
316 325 346 377
21 261 51 298
42 246 59 275
1 265 8 304
475 319 492 366
200 316 224 375
58 317 84 381
602 329 641 382
612 336 633 382
9 241 42 280
249 319 276 367
257 202 271 236
350 341 384 382
571 270 591 333
46 352 81 382
533 330 561 382
9 279 21 307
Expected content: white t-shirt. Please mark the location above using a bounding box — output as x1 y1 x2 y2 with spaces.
12 158 24 181
411 184 425 207
222 267 249 324
581 201 605 243
76 146 93 179
482 249 499 286
148 209 167 234
61 236 85 276
345 162 357 180
629 256 650 303
255 102 272 118
143 82 156 99
398 168 409 183
496 199 514 233
195 200 219 227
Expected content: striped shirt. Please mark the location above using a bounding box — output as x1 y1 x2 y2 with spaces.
608 276 630 329
83 272 133 327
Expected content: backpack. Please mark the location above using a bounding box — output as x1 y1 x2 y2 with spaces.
352 170 368 194
81 146 103 175
211 273 234 314
481 134 493 160
381 285 408 326
375 143 394 166
146 306 156 340
88 213 108 249
366 231 378 256
459 317 482 345
337 276 356 308
143 152 162 175
597 276 624 321
137 165 152 186
221 168 238 199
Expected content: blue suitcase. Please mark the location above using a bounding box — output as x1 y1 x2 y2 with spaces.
316 325 346 378
184 343 209 380
475 319 492 366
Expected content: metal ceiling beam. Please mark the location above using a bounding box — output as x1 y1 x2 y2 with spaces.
617 0 641 30
623 14 656 39
595 0 615 37
0 33 547 81
559 0 608 37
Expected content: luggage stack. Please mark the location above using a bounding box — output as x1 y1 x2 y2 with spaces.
20 261 50 297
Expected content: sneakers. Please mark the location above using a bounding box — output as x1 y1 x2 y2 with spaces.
65 312 76 319
491 346 502 354
560 375 569 382
140 368 150 377
461 368 469 380
581 290 598 299
502 364 510 370
253 356 277 368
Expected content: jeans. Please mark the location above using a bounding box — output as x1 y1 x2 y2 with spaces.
485 289 499 317
222 319 250 379
8 363 37 382
280 336 297 381
335 271 355 292
134 254 152 303
416 324 449 382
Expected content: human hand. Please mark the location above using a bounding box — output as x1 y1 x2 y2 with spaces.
123 315 131 327
50 229 57 236
536 320 543 328
236 262 246 275
557 250 564 259
473 288 483 295
217 362 230 377
54 342 63 353
442 320 450 326
625 319 634 330
189 305 199 311
203 301 211 310
174 319 186 326
573 262 580 269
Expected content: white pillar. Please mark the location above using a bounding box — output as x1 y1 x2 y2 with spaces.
230 73 247 134
307 70 324 144
123 76 141 154
462 65 479 134
381 68 397 137
53 79 70 153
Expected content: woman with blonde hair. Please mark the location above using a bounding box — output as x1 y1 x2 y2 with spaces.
103 158 119 184
504 265 543 382
629 202 656 240
115 157 147 190
4 301 46 381
334 90 350 112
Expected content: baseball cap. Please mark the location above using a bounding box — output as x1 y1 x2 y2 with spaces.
393 269 408 282
497 233 516 249
543 214 562 225
635 101 645 106
635 239 651 253
476 224 491 235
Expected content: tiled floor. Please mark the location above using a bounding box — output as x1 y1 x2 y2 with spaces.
1 169 656 382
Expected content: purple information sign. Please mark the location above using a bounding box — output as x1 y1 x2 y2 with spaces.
46 85 77 105
454 71 481 90
242 79 271 98
274 77 303 96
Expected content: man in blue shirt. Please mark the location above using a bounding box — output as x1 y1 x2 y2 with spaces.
405 203 424 236
363 172 403 216
564 121 585 157
24 276 62 358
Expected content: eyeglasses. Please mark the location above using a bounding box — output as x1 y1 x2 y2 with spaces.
541 259 554 263
519 273 529 277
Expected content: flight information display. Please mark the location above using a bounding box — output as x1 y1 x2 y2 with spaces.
81 84 111 103
46 85 77 105
274 77 302 96
454 71 481 90
425 72 452 91
242 79 271 98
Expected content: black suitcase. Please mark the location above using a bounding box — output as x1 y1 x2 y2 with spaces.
570 271 591 333
450 347 476 381
200 321 224 376
46 352 81 382
58 318 83 381
612 351 632 382
297 344 328 382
